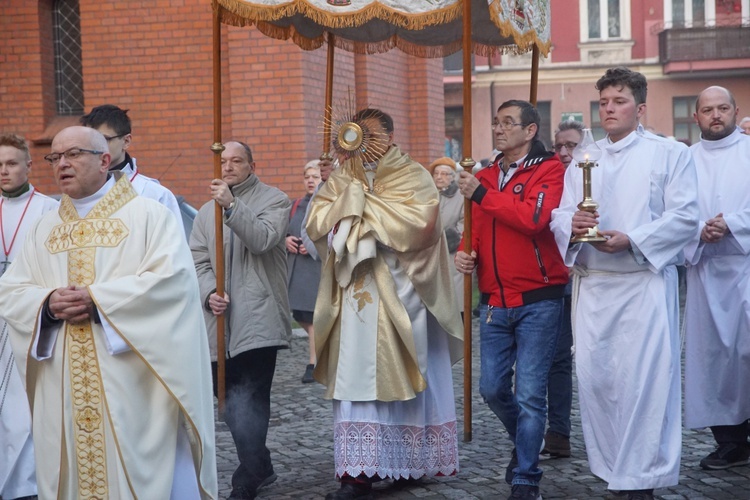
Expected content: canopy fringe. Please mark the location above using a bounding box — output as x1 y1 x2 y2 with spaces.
217 0 462 31
252 21 532 58
215 0 551 57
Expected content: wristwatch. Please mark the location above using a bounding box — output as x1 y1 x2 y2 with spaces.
225 198 235 216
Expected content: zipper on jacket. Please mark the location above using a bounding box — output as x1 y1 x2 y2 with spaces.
491 221 508 308
532 239 550 284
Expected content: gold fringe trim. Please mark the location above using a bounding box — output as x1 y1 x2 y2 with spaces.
248 22 540 59
213 0 551 58
486 0 552 57
216 0 462 31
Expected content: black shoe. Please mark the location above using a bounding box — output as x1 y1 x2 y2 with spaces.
257 471 277 490
699 442 750 470
541 431 571 458
228 486 256 500
391 476 424 489
302 363 315 383
508 484 542 500
325 481 374 500
625 489 654 500
505 448 518 485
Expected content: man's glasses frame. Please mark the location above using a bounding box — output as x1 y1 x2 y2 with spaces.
553 141 579 152
44 148 104 165
492 120 526 131
103 133 128 142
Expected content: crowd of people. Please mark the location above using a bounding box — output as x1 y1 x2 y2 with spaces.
0 67 748 500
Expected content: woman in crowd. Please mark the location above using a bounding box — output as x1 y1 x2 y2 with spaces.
428 157 464 316
286 160 323 383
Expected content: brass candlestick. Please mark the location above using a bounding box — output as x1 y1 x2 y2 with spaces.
570 158 606 243
570 128 606 244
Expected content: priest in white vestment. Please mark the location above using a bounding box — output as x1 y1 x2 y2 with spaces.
0 134 59 500
0 126 218 500
306 109 463 500
550 68 698 499
684 86 750 470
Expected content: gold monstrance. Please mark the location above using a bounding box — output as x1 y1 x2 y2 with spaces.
570 128 607 243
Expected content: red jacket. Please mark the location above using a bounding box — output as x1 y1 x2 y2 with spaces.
466 140 568 308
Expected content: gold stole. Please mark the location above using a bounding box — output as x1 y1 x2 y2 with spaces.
45 176 135 499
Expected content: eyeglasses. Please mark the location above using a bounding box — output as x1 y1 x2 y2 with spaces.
492 120 526 130
103 133 127 142
553 141 578 152
44 148 104 165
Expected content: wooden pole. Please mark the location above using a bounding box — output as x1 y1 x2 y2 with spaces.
322 34 335 160
211 2 227 418
460 0 476 444
529 44 540 106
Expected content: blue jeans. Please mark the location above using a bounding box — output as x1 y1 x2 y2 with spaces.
479 299 563 487
547 294 572 437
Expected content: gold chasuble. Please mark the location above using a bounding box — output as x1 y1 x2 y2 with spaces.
306 146 463 402
0 176 218 499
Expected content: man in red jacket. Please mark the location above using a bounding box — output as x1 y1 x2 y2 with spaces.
456 100 568 500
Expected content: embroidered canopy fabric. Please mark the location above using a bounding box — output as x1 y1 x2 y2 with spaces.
215 0 551 57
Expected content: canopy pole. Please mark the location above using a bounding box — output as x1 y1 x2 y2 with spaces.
321 34 335 160
529 44 540 106
460 0 476 444
211 2 227 419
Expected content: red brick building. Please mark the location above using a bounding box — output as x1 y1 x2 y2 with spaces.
1 0 445 206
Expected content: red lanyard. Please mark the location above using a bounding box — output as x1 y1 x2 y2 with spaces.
0 189 36 260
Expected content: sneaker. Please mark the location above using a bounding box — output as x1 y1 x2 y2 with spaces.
508 484 542 500
505 448 518 485
541 431 571 458
302 363 315 383
699 442 750 470
625 489 654 500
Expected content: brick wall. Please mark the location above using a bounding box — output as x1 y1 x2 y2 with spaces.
1 0 445 208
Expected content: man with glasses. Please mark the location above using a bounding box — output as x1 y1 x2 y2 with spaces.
0 126 218 499
455 100 568 500
537 120 585 461
0 133 59 500
552 120 585 169
80 104 182 230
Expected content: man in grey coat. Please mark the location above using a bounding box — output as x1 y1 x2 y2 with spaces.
190 140 292 500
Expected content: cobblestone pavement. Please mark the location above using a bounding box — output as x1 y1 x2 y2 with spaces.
215 326 750 500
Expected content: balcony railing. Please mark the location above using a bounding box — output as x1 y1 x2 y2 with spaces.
659 25 750 63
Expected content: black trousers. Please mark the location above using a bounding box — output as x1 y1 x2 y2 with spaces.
212 347 278 491
710 419 750 446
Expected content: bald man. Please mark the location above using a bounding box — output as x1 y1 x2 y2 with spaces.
0 126 217 499
684 86 750 470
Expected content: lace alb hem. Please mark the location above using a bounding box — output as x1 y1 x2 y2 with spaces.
333 419 459 480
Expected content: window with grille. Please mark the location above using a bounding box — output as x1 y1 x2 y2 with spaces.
587 0 622 39
53 0 84 115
